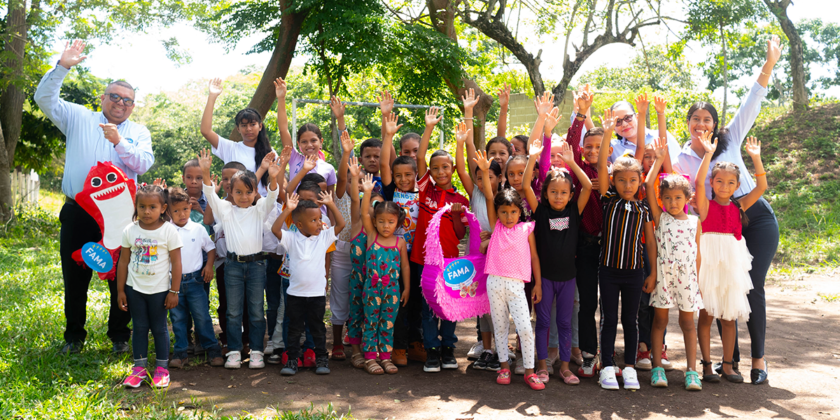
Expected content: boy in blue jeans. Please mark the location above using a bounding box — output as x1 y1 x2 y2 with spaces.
167 187 224 368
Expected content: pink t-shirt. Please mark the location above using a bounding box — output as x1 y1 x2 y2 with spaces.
484 220 535 282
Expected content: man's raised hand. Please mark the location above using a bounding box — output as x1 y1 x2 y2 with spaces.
60 40 88 69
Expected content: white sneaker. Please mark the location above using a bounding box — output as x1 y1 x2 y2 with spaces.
623 367 640 390
264 344 275 355
467 342 484 360
249 351 265 369
598 366 619 390
514 354 526 375
225 351 242 369
660 345 674 371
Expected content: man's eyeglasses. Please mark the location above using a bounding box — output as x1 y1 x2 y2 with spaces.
614 114 635 127
108 93 135 106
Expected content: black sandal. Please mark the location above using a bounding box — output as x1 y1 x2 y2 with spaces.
721 360 744 383
700 360 720 383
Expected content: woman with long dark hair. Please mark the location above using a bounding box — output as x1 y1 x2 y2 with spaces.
674 35 783 386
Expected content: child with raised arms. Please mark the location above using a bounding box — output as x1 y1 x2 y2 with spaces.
474 149 543 391
198 149 281 369
643 139 703 391
117 185 183 388
695 132 766 384
596 109 657 391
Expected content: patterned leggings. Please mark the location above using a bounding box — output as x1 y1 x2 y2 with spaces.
487 275 535 370
362 280 401 359
346 269 365 345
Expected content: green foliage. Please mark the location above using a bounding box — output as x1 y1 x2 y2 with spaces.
578 45 696 92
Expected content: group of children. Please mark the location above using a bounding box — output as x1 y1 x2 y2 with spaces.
115 78 768 393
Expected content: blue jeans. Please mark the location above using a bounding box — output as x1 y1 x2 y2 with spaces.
421 285 458 349
224 259 267 353
265 259 283 341
125 286 169 367
281 276 314 350
170 270 222 360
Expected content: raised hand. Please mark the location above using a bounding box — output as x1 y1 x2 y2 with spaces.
153 178 167 189
278 147 292 169
285 192 300 212
766 34 782 66
268 156 282 179
653 137 669 160
699 130 717 155
384 112 403 137
274 77 287 99
99 123 121 145
653 95 668 115
208 78 223 97
361 173 375 193
497 83 510 108
197 149 213 172
340 130 354 154
348 156 361 178
455 121 472 145
601 108 616 132
529 138 543 157
260 151 277 171
379 91 394 116
745 137 761 158
60 40 88 69
462 88 479 111
635 93 650 114
534 91 555 116
575 90 593 116
473 150 492 172
329 96 345 119
559 141 575 164
212 174 221 193
316 190 334 206
544 107 562 133
425 106 442 127
303 154 318 172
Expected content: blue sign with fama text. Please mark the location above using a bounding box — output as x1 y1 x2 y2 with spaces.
81 242 114 273
443 259 476 290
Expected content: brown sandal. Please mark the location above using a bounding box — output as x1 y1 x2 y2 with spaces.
351 353 365 369
365 359 384 375
381 359 398 374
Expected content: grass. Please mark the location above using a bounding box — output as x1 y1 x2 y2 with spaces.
750 102 840 269
0 205 353 419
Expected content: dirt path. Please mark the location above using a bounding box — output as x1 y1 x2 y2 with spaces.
161 271 840 419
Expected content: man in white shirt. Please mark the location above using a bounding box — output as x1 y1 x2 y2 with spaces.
34 40 154 355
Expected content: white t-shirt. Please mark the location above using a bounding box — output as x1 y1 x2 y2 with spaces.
470 184 492 232
121 221 183 294
212 135 275 196
277 207 335 279
279 226 337 297
203 183 279 256
172 220 215 274
262 202 283 254
213 224 227 270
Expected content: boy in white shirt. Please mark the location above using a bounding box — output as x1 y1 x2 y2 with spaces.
272 191 345 376
166 188 224 368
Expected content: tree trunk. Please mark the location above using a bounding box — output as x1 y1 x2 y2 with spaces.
0 0 29 220
231 0 309 141
720 23 728 127
763 0 808 111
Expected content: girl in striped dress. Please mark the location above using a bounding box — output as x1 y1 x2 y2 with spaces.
595 109 658 391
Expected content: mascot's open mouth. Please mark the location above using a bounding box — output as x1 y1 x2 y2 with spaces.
91 183 126 201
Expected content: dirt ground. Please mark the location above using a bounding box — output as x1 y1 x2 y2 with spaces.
158 271 840 419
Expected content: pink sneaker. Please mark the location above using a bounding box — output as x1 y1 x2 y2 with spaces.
123 367 148 388
152 367 170 388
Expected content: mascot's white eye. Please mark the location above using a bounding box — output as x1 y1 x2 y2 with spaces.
91 177 102 188
106 172 117 183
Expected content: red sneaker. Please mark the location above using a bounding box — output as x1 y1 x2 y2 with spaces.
303 348 317 368
661 345 674 371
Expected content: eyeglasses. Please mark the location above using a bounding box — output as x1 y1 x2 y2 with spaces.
614 114 635 127
108 93 135 106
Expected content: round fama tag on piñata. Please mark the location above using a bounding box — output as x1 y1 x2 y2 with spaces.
81 242 114 273
443 259 478 298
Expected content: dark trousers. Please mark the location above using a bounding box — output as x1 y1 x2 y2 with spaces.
59 201 131 344
723 197 778 362
265 258 283 340
576 239 601 356
216 264 250 346
598 265 644 367
124 286 169 365
285 295 327 360
394 261 424 350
